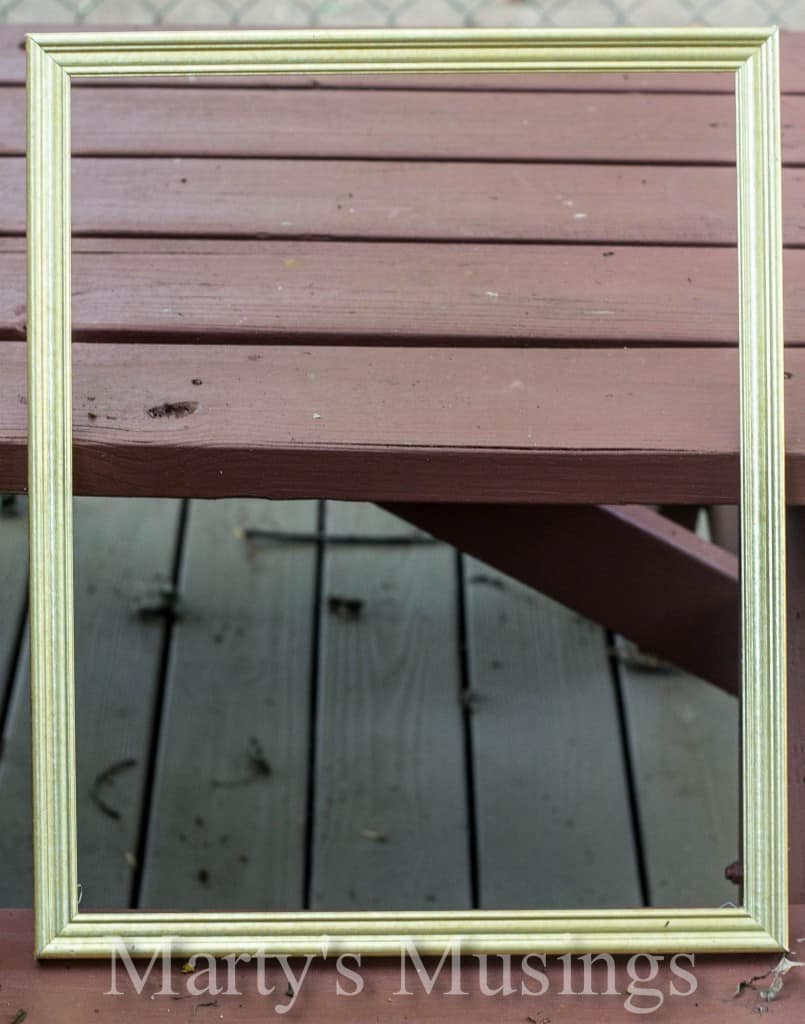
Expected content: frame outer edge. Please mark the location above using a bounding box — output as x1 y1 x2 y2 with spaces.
27 36 77 954
736 30 788 949
34 28 769 76
24 26 789 957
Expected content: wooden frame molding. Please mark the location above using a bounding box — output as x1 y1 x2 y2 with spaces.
26 27 787 957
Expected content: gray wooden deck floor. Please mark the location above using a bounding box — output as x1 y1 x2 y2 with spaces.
0 496 739 912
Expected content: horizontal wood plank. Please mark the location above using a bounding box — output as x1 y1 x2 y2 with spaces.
0 238 784 346
0 87 795 164
12 157 803 245
3 158 801 246
2 341 803 503
5 28 805 92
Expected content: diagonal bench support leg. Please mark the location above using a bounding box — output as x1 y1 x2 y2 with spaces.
385 503 739 695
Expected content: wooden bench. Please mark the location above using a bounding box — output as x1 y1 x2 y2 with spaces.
1 24 805 1019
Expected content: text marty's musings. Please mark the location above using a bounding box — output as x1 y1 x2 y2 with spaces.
108 937 699 1015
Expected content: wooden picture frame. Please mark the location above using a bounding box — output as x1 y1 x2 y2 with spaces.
27 26 786 957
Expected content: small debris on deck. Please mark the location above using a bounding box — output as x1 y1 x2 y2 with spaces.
131 580 180 623
328 595 365 621
89 758 137 820
359 828 387 843
733 956 804 1005
469 573 505 590
612 639 672 673
211 736 272 788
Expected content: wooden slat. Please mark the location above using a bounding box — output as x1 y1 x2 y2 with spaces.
391 504 739 694
618 650 739 908
0 87 793 163
139 498 317 911
464 558 642 909
8 158 805 247
18 157 805 245
310 502 470 909
3 907 805 1019
73 497 182 910
4 27 805 92
7 342 805 504
4 238 791 346
0 496 180 910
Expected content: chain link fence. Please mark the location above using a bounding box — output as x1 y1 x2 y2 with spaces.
2 0 803 32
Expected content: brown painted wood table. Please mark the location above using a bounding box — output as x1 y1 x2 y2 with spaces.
1 24 805 1019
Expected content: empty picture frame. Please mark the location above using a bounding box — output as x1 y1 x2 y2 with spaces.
27 27 786 957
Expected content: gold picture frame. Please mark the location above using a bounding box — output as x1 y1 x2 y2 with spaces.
27 27 786 957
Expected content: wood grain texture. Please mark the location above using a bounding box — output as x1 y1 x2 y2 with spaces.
16 157 805 245
618 653 740 908
8 342 805 503
0 497 180 910
463 558 642 909
310 502 470 910
13 86 796 162
6 238 797 346
139 499 318 911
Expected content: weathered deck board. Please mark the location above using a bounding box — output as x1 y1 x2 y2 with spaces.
0 158 730 244
16 86 805 163
310 502 471 909
5 342 794 504
0 496 26 712
464 559 643 909
6 239 787 347
0 497 180 910
618 650 739 908
0 629 30 909
0 236 784 348
73 498 183 910
139 498 318 911
24 158 805 246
